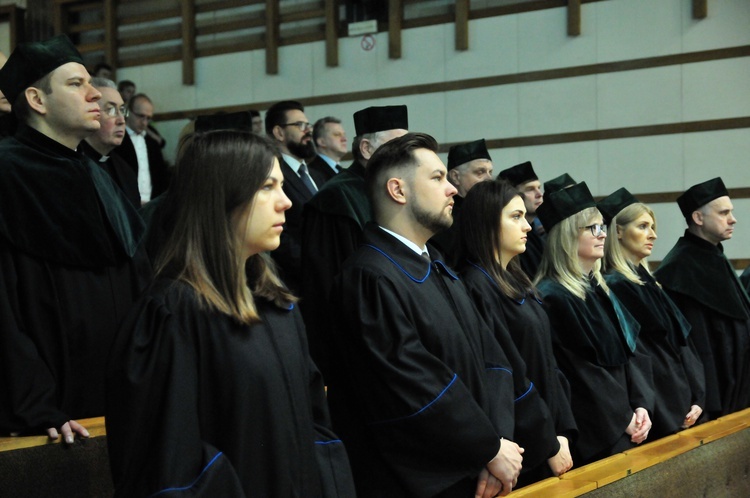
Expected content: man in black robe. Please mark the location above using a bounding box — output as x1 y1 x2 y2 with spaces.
429 138 493 266
0 35 148 443
327 132 525 497
79 77 140 207
655 177 750 419
498 161 545 280
300 105 408 377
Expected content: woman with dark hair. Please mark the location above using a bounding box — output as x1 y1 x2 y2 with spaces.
106 130 354 497
459 180 576 485
600 188 704 438
533 182 655 466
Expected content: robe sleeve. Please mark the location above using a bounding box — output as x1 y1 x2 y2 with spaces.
0 243 68 434
105 297 245 498
466 281 560 468
333 268 501 496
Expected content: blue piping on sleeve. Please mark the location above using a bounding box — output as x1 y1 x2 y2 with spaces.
315 439 343 445
149 451 224 497
369 374 458 425
514 381 534 402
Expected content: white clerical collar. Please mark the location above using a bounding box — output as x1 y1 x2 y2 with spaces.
379 226 428 257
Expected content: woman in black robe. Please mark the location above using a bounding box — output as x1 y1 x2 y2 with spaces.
533 182 655 466
106 130 355 497
600 189 705 439
458 180 576 486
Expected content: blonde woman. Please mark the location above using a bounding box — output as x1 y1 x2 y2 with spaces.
534 182 654 465
600 188 704 438
106 131 354 497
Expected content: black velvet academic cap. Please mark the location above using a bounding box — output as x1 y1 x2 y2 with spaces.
498 161 538 187
0 35 84 105
598 187 639 226
677 177 729 220
447 139 492 170
353 105 408 136
543 173 577 195
195 111 254 133
537 181 596 231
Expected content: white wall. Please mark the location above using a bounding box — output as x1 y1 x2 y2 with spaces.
118 0 750 262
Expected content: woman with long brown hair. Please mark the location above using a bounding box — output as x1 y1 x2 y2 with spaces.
106 130 354 497
459 180 576 485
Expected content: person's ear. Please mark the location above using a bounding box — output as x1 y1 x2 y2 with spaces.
386 177 407 205
25 87 47 116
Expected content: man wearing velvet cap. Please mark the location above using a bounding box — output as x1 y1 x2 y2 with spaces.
499 161 545 279
300 105 408 378
0 35 148 444
430 138 493 266
655 177 750 418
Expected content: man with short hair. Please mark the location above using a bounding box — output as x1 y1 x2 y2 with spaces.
79 77 140 207
498 161 545 279
249 109 263 134
113 93 170 204
327 132 524 497
117 79 135 104
0 35 148 443
430 138 493 264
655 177 750 419
308 116 347 184
300 105 408 376
265 100 327 291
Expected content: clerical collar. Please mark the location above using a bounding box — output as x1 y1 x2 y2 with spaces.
378 225 428 257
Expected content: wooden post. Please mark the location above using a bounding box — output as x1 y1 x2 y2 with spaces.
325 0 338 67
388 0 402 59
568 0 581 37
692 0 707 19
455 0 469 51
266 0 279 74
104 0 118 76
181 0 195 85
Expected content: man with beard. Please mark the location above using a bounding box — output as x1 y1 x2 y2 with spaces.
266 100 327 291
300 105 407 377
498 161 544 279
655 177 750 419
327 133 524 497
79 78 140 207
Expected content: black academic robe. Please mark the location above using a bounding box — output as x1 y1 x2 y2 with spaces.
112 131 171 201
654 231 750 418
300 161 372 378
308 154 339 186
742 266 750 294
328 224 519 498
428 194 463 268
518 226 545 280
0 125 149 434
106 279 355 498
606 266 706 438
462 263 577 484
0 113 15 139
271 158 328 293
79 140 141 208
537 278 655 465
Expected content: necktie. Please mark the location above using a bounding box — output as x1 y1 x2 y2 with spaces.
298 162 317 194
421 251 430 261
335 164 343 173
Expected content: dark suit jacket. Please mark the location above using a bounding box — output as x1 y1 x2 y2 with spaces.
113 131 171 201
272 158 328 292
308 155 338 187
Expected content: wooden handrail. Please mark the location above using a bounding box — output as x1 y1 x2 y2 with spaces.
0 417 107 453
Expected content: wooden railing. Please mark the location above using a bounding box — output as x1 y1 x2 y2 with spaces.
2 408 749 497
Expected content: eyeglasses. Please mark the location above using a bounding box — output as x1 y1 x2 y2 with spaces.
280 121 312 132
103 105 129 119
579 224 607 237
